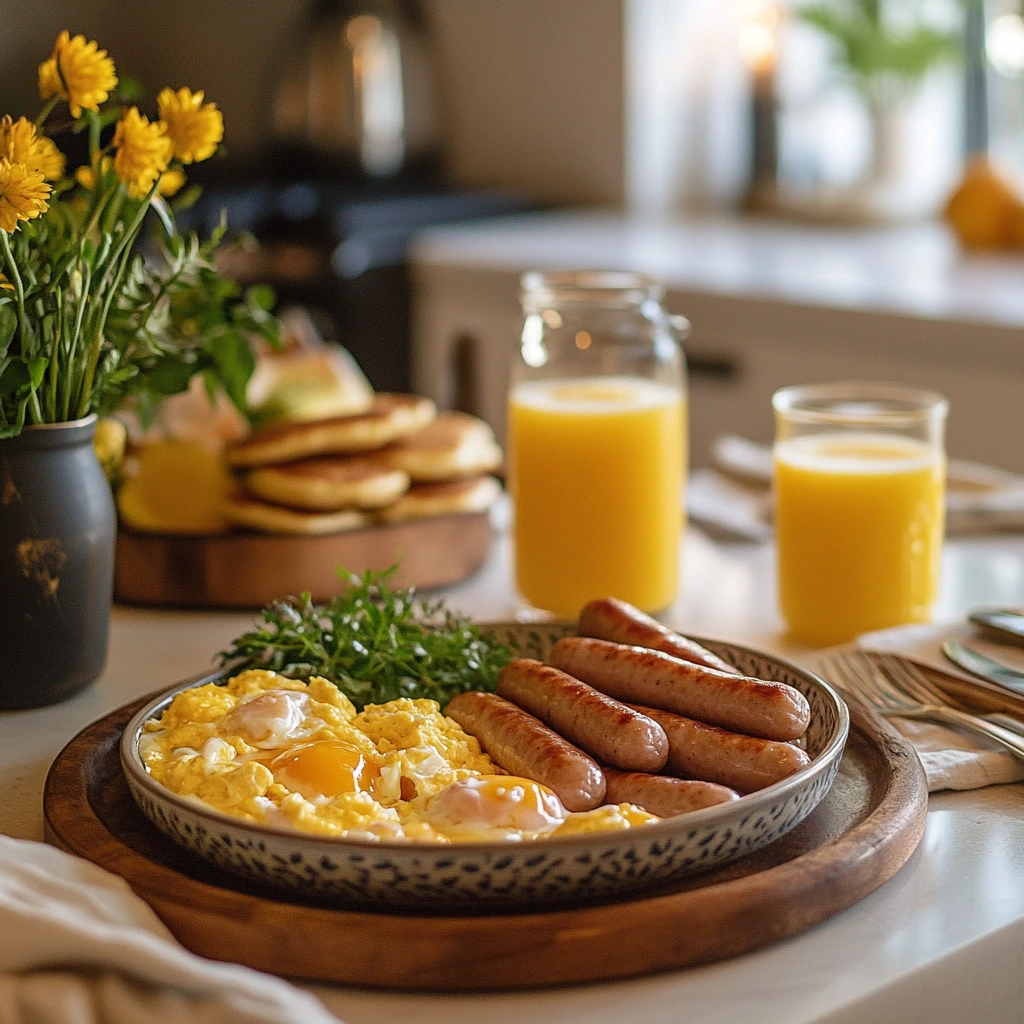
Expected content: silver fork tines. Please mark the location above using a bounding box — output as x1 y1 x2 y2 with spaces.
818 651 1024 761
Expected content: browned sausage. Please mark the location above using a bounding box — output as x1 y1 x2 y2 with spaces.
579 598 739 675
550 637 810 742
446 691 606 811
496 658 668 772
633 704 811 794
603 769 739 816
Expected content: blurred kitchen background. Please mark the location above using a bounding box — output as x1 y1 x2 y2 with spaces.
5 0 1024 471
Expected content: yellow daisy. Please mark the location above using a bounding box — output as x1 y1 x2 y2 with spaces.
38 31 118 118
0 159 52 233
156 87 223 164
74 154 113 191
157 168 187 197
113 108 172 199
0 272 14 292
0 116 65 181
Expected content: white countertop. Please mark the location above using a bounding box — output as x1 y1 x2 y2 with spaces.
2 529 1023 1023
413 211 1024 332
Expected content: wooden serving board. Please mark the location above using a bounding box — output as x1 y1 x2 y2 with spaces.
114 511 493 608
44 691 927 991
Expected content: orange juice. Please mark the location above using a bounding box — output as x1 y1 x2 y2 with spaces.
509 376 685 618
774 433 945 646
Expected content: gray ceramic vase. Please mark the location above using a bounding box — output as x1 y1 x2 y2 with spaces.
0 415 115 708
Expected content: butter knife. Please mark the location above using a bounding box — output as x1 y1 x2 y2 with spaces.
942 640 1024 697
968 608 1024 646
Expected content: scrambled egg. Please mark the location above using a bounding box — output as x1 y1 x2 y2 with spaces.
142 670 657 843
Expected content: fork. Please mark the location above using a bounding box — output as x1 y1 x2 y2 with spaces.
818 651 1024 762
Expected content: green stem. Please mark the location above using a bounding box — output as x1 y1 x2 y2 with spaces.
82 179 115 240
88 111 101 161
0 231 29 358
34 96 59 131
66 260 91 420
28 388 42 424
76 180 160 417
48 287 61 420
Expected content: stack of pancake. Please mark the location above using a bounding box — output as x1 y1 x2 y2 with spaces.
223 394 503 534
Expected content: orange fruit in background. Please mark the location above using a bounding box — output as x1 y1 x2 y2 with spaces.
944 157 1024 250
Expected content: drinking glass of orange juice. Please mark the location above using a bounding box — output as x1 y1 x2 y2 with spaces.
773 382 948 646
508 271 687 619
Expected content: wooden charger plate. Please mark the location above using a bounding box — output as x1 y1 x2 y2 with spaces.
44 690 927 991
114 511 493 608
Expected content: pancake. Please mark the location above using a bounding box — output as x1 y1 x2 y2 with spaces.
242 458 410 511
223 496 369 535
372 412 503 482
376 476 502 524
227 394 436 469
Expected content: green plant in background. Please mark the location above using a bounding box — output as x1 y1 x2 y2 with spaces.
795 0 964 108
0 30 277 438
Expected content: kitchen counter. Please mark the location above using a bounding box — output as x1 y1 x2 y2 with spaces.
2 527 1023 1023
409 211 1024 471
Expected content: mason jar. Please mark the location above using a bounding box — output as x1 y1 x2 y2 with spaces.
508 270 688 618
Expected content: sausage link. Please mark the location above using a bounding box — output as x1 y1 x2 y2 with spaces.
550 636 810 741
496 658 668 772
603 769 739 817
446 691 606 811
578 598 739 675
633 704 811 794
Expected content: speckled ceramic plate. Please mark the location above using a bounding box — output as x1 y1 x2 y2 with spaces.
121 623 849 910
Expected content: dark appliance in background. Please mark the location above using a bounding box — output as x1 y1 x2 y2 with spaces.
180 181 531 393
179 0 534 393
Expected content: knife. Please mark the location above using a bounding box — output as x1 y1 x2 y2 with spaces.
968 608 1024 646
942 639 1024 697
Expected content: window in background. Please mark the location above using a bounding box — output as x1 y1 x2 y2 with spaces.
626 0 966 220
986 1 1024 184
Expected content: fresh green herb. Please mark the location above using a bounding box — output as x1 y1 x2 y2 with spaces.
219 566 513 711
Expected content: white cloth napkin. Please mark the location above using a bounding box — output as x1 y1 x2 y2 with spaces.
0 835 341 1024
850 623 1024 793
689 435 1024 540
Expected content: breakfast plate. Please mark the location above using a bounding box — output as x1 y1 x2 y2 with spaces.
120 622 849 910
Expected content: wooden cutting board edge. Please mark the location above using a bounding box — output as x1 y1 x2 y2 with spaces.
43 691 927 991
114 510 494 608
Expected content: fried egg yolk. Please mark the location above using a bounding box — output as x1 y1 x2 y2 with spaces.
425 775 569 836
271 741 381 800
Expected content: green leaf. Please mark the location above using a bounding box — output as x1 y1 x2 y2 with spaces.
206 328 256 411
246 283 276 312
171 185 203 213
142 355 202 397
0 304 16 357
26 356 47 390
115 75 144 102
0 359 30 398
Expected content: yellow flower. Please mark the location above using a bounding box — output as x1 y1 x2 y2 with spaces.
0 116 65 181
0 159 51 233
157 168 186 197
156 87 223 164
0 272 14 292
38 31 118 118
113 108 172 199
75 154 113 191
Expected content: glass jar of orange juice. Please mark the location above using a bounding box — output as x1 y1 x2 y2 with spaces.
508 271 688 618
773 382 948 646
